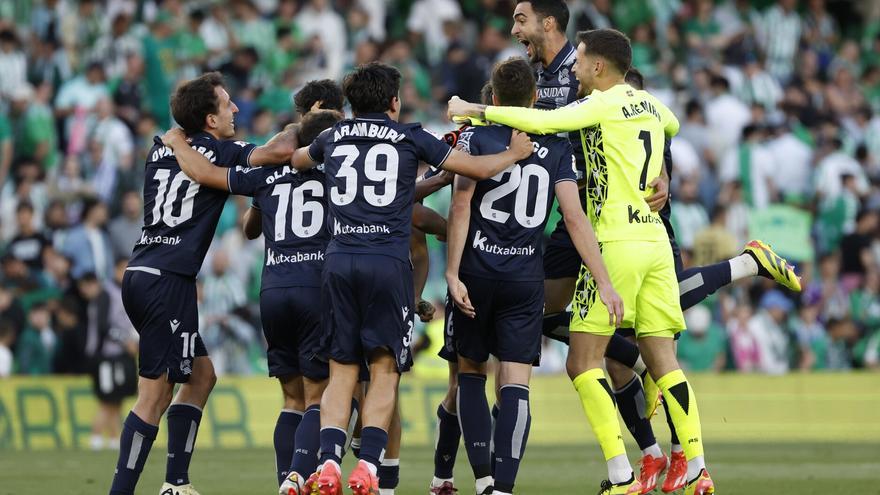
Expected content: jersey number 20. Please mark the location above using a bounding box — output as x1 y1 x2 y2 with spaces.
480 164 550 228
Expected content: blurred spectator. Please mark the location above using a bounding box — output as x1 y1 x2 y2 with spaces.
705 75 751 162
791 291 829 370
839 209 879 281
691 206 738 267
678 304 728 372
8 201 50 271
90 98 134 204
200 250 256 375
719 124 775 209
407 0 462 65
10 83 59 172
52 296 85 374
0 28 26 99
0 319 14 377
14 302 56 375
107 190 142 259
54 62 109 154
60 198 113 280
757 0 802 82
670 176 709 251
751 290 795 374
296 0 347 80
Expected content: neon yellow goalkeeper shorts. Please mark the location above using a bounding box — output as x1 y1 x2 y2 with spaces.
570 240 685 337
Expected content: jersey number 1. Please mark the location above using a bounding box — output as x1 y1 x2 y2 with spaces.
637 130 652 191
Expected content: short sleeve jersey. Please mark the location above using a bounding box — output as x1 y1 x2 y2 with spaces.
128 132 257 277
307 113 452 262
227 165 329 289
485 84 680 243
457 125 577 281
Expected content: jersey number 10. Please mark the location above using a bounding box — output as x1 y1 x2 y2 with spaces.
149 169 200 227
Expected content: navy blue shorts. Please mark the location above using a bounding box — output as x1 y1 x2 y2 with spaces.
260 287 329 381
321 253 414 373
438 294 457 363
543 220 582 280
121 268 207 383
452 274 544 364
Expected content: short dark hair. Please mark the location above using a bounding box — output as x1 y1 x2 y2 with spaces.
171 72 225 134
297 110 343 146
576 29 632 75
343 62 401 115
490 58 536 108
624 67 645 89
518 0 569 33
294 79 344 115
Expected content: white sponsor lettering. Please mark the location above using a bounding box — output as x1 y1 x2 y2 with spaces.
471 230 535 256
265 248 325 266
136 231 181 246
333 218 391 236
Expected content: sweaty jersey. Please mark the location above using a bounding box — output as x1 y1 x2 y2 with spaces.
227 165 329 289
457 125 577 281
485 84 679 243
534 41 585 181
129 132 256 277
307 113 452 262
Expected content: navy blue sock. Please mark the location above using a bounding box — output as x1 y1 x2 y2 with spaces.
273 410 303 485
319 427 347 465
605 332 641 369
378 459 400 489
109 412 159 495
165 404 202 486
678 262 731 311
290 405 321 478
457 373 492 479
433 403 460 479
493 385 531 494
663 398 680 446
490 403 500 476
614 377 657 451
359 426 389 468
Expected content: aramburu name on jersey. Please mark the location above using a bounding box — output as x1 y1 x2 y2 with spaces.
332 122 406 143
332 218 391 235
472 230 536 256
264 248 324 267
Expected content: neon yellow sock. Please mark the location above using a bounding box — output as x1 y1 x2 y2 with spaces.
572 368 626 461
656 369 704 460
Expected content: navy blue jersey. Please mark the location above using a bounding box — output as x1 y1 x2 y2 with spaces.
308 114 452 262
128 132 256 277
534 42 585 182
457 125 577 281
228 165 329 289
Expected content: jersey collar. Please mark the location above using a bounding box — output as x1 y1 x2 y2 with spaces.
354 112 392 122
542 41 576 75
189 130 216 142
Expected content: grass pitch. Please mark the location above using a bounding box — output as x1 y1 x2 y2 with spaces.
3 442 878 494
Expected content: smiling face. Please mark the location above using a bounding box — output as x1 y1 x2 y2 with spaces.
573 42 598 97
511 2 547 64
209 86 239 139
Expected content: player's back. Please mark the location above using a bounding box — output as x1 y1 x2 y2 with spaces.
457 125 577 281
129 133 256 277
579 84 678 244
308 114 451 262
229 165 329 289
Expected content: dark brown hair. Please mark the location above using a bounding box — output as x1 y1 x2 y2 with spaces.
576 29 632 75
170 72 225 134
490 58 536 108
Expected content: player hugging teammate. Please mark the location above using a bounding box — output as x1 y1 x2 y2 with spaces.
109 3 804 494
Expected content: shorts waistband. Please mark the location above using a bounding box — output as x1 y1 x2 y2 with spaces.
125 266 161 276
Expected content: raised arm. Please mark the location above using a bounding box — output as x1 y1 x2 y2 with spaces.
249 126 298 166
415 168 454 201
161 128 230 190
441 130 533 180
412 203 447 237
445 175 477 317
556 180 624 327
447 95 598 135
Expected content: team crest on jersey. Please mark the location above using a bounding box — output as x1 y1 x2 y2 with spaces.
558 68 570 85
180 359 192 375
